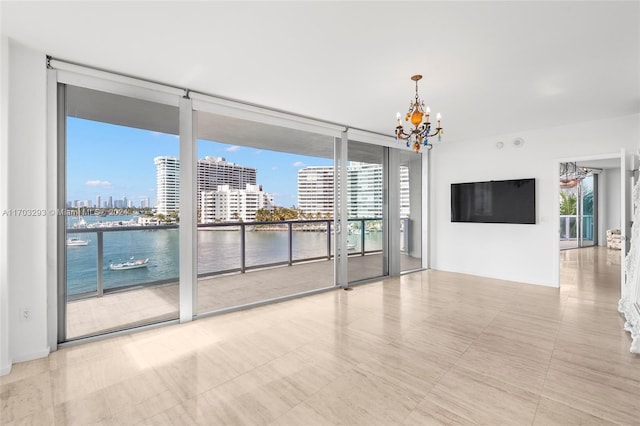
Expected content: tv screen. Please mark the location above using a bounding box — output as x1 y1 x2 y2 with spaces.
451 178 536 224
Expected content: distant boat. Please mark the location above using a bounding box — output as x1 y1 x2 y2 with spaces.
72 216 88 228
347 242 356 250
109 257 149 271
66 237 89 246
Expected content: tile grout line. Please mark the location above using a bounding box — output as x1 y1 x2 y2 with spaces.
529 280 573 426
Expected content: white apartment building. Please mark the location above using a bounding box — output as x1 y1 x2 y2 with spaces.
298 164 410 218
154 156 180 214
201 184 274 223
155 156 258 215
197 156 257 203
297 166 334 216
399 166 410 218
347 162 383 218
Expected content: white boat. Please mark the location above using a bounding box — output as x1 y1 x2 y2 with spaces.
109 257 149 271
66 237 89 246
72 216 88 228
347 242 356 250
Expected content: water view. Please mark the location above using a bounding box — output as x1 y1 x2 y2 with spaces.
66 215 383 296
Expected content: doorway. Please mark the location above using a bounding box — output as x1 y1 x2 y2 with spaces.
555 152 628 291
559 163 599 250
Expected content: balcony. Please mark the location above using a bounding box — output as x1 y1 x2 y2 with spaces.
64 218 419 340
559 214 594 249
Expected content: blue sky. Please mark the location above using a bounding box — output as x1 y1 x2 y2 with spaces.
67 117 333 207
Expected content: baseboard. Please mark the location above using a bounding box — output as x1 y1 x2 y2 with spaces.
0 362 12 376
11 347 50 364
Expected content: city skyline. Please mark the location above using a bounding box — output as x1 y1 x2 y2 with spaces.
67 117 333 207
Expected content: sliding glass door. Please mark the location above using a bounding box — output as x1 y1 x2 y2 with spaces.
195 110 336 315
399 149 422 272
60 84 180 341
54 64 427 344
347 141 386 283
559 169 597 250
579 174 596 247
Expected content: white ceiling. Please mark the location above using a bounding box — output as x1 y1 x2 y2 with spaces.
2 1 639 143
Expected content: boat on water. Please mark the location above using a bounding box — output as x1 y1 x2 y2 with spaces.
66 237 89 246
109 257 149 271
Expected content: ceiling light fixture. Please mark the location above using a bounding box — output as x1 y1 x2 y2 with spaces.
559 162 601 189
395 74 444 153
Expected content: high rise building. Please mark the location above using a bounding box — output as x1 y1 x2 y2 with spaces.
347 162 383 218
399 166 410 218
155 156 258 215
197 156 256 204
96 195 101 210
297 166 334 216
201 184 273 223
297 163 410 218
108 196 113 209
154 156 180 214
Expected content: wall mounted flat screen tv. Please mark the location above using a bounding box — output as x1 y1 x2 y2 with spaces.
451 178 536 224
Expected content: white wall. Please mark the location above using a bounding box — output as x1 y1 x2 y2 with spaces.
604 168 622 235
2 39 50 367
0 36 10 375
430 114 640 286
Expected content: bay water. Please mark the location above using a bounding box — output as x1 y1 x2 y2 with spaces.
66 215 383 295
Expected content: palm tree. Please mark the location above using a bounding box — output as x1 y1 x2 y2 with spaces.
559 192 577 215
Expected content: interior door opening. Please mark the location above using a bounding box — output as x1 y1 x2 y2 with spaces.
556 153 627 293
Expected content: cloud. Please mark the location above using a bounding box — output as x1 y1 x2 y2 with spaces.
86 180 112 188
226 145 241 152
271 166 279 171
292 161 305 168
253 149 263 155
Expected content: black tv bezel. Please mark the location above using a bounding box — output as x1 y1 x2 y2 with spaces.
450 178 536 225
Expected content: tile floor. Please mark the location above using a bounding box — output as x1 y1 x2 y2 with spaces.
66 253 406 339
1 246 638 425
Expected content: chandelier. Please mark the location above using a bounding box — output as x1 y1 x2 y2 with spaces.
395 74 443 153
559 162 591 189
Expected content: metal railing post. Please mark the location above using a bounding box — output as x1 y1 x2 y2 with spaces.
360 219 365 255
240 223 246 273
326 220 331 259
97 231 104 297
288 222 293 266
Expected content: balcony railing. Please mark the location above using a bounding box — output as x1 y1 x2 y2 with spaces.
66 217 384 300
559 214 594 240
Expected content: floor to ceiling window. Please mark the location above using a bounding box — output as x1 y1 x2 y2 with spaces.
398 149 423 272
194 110 337 314
347 141 386 283
60 84 180 341
559 162 598 250
53 62 426 343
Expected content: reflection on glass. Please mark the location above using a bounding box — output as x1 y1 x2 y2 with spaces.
399 150 422 272
348 141 385 283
